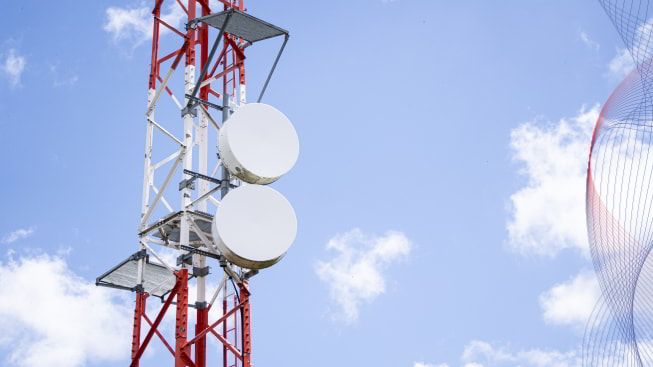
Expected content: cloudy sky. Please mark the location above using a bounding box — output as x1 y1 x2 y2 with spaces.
0 1 635 367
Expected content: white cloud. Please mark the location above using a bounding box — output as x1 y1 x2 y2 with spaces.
606 48 635 81
1 227 35 244
1 48 26 88
0 252 132 367
419 341 581 367
579 31 599 51
104 5 151 47
461 340 580 367
539 270 600 328
315 228 411 323
49 63 78 87
103 1 191 49
414 363 449 367
507 105 599 258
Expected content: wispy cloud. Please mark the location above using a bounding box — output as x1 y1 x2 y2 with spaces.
606 47 635 81
579 31 599 51
539 270 600 329
414 363 450 367
0 252 133 367
1 227 35 244
506 105 598 258
103 5 151 48
49 63 78 87
315 228 411 323
417 340 581 367
103 1 190 49
461 340 580 367
1 48 26 88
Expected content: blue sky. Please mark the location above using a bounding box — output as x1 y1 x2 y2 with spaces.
0 1 636 366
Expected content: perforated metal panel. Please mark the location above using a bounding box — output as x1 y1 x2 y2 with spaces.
96 252 177 297
150 211 213 243
195 9 288 43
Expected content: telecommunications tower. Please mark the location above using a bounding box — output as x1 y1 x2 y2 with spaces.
96 1 298 366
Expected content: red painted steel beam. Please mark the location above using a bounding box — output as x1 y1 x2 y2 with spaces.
153 0 165 13
239 283 252 367
157 47 184 66
208 46 228 78
156 75 177 97
183 299 246 347
196 0 210 12
176 0 189 15
130 274 182 367
155 16 187 39
131 293 146 367
208 88 221 99
226 37 246 61
185 0 196 66
172 40 191 69
199 0 210 107
148 1 162 89
180 350 198 367
143 313 175 356
205 63 241 86
195 308 209 367
209 328 243 359
175 269 189 367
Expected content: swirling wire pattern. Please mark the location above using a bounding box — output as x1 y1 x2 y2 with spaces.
584 1 653 366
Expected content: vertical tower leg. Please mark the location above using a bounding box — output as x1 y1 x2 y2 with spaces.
175 269 189 367
239 283 251 367
195 305 208 367
195 1 209 365
223 289 228 367
131 293 147 367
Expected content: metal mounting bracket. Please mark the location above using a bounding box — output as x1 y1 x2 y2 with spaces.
179 178 196 191
130 249 148 261
193 266 210 277
183 169 222 185
180 245 221 260
185 94 225 112
177 253 193 266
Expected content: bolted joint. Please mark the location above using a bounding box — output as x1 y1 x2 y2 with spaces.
195 301 208 309
177 253 193 266
133 284 145 293
181 105 198 118
129 249 147 261
179 178 196 191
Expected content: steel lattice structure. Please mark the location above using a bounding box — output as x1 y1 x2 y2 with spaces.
585 1 653 366
95 1 289 366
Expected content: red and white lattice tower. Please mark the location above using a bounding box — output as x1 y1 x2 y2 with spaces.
95 1 293 366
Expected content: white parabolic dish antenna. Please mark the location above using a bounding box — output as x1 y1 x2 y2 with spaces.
212 185 297 269
219 103 299 185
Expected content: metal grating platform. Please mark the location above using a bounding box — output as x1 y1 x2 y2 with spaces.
149 211 214 243
193 9 288 43
96 251 177 297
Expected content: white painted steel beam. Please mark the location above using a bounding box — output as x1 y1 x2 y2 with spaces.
148 117 185 146
140 148 185 229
